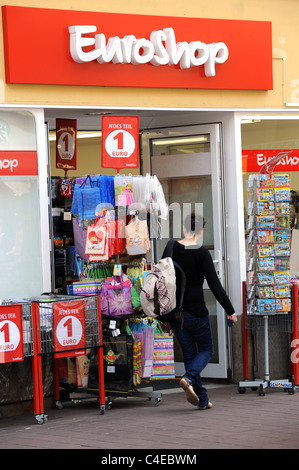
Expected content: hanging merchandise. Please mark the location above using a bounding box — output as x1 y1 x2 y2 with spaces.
85 224 107 256
125 216 151 255
114 174 134 206
132 173 168 221
151 324 175 380
58 177 72 199
71 175 115 222
101 275 133 317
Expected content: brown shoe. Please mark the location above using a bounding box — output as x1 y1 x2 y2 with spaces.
198 402 213 410
179 378 199 406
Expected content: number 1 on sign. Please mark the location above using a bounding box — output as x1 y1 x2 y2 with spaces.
113 131 123 150
64 317 72 337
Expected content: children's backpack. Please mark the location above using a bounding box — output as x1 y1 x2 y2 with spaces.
140 241 186 321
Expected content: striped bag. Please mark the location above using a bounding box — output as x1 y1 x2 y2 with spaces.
151 332 175 380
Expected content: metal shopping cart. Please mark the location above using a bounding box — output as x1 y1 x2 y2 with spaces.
31 295 105 421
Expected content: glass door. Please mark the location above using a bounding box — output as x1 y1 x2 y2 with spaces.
150 123 229 378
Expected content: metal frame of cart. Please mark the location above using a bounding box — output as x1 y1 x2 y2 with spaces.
32 295 105 421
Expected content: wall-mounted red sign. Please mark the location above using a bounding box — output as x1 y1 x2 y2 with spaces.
2 6 273 90
0 304 24 363
53 300 86 358
0 150 38 176
56 119 77 171
242 150 299 173
101 115 139 169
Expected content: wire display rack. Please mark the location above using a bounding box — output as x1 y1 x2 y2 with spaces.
1 300 46 423
238 282 299 396
31 295 105 421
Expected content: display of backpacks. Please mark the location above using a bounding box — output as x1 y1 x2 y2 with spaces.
140 241 186 321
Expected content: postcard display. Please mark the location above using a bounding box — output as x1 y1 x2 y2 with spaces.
238 172 295 395
246 172 292 316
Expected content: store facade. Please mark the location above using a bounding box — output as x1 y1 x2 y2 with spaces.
1 0 299 408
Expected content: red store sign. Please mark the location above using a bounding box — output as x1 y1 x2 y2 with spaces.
53 300 86 358
242 150 299 173
0 304 24 363
2 6 273 90
0 150 38 176
101 115 139 169
56 118 77 171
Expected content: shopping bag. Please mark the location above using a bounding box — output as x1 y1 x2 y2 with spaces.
125 216 151 255
132 338 142 386
106 277 133 317
141 325 156 378
151 332 175 380
87 334 133 397
85 224 107 256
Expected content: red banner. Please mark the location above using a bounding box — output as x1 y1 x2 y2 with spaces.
56 119 77 171
0 305 24 363
0 150 38 176
53 300 86 358
242 150 299 173
101 115 139 169
2 6 273 90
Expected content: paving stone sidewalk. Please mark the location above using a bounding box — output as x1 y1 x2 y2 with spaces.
0 383 298 450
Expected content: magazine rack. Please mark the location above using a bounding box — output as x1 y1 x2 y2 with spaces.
238 169 296 396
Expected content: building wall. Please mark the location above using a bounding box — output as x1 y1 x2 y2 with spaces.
0 0 298 110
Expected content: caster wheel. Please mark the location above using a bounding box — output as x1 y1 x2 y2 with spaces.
238 387 246 394
259 391 265 396
154 397 162 406
55 400 63 410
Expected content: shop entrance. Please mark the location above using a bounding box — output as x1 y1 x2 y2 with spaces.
149 124 229 378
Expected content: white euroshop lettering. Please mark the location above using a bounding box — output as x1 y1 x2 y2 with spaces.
69 25 229 77
0 158 18 172
257 153 299 167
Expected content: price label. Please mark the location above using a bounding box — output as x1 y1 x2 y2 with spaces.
53 300 86 358
0 305 24 363
102 115 139 169
56 118 77 171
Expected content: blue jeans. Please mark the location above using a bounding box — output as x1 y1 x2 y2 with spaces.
171 311 214 407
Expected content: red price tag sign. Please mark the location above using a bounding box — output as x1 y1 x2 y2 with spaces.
56 118 77 171
53 300 86 358
0 304 24 363
101 115 139 170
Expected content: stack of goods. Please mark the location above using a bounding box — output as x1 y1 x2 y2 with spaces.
246 173 292 314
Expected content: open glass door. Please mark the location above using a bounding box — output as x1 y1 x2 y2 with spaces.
150 123 229 378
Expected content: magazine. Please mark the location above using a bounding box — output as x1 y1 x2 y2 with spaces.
257 216 275 230
257 272 274 285
275 257 290 270
274 270 290 284
257 188 274 202
257 298 275 314
274 216 290 229
258 244 274 257
272 174 290 188
256 201 275 216
274 284 291 299
274 229 291 243
275 202 290 215
274 243 291 257
258 257 275 271
257 174 272 188
258 286 274 299
276 298 291 312
258 230 274 244
274 187 291 202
